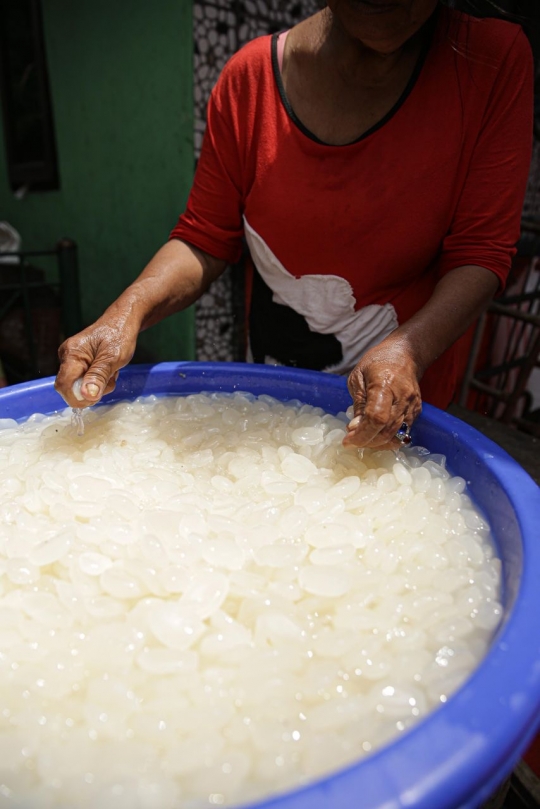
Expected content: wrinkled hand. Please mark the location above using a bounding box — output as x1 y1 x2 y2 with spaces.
55 316 139 408
343 341 422 450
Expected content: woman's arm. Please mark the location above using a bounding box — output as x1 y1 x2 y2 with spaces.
344 28 534 450
55 240 225 407
343 264 498 449
56 52 248 409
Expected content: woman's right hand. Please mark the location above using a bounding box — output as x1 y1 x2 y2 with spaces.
55 315 139 408
54 239 226 408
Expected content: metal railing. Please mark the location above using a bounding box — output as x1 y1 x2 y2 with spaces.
459 221 540 433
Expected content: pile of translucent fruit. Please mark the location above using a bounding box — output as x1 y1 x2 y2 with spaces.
0 392 502 808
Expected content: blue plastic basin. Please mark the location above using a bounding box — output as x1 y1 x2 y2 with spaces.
1 362 540 809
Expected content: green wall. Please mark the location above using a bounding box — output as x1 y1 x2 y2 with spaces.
0 0 195 361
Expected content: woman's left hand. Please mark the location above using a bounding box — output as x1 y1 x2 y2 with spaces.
343 339 422 450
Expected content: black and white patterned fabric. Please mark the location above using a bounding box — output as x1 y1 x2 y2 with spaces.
193 0 320 361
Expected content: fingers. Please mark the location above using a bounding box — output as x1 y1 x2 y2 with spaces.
343 363 422 450
56 362 119 409
102 371 120 397
78 361 117 404
55 326 130 408
54 356 88 406
380 394 423 451
344 381 395 447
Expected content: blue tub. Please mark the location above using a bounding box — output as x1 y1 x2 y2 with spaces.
1 362 540 809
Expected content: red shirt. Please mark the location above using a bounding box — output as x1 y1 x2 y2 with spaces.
171 8 533 408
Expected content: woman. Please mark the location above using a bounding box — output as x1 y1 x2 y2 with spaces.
55 0 533 448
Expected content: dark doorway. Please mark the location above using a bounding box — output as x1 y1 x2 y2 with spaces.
0 0 60 193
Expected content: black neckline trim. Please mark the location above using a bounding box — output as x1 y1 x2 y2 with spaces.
271 11 438 148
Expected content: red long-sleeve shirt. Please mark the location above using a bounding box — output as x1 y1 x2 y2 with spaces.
171 8 533 408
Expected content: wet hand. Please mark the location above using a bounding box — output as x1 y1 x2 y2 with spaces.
343 341 422 450
55 318 138 408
